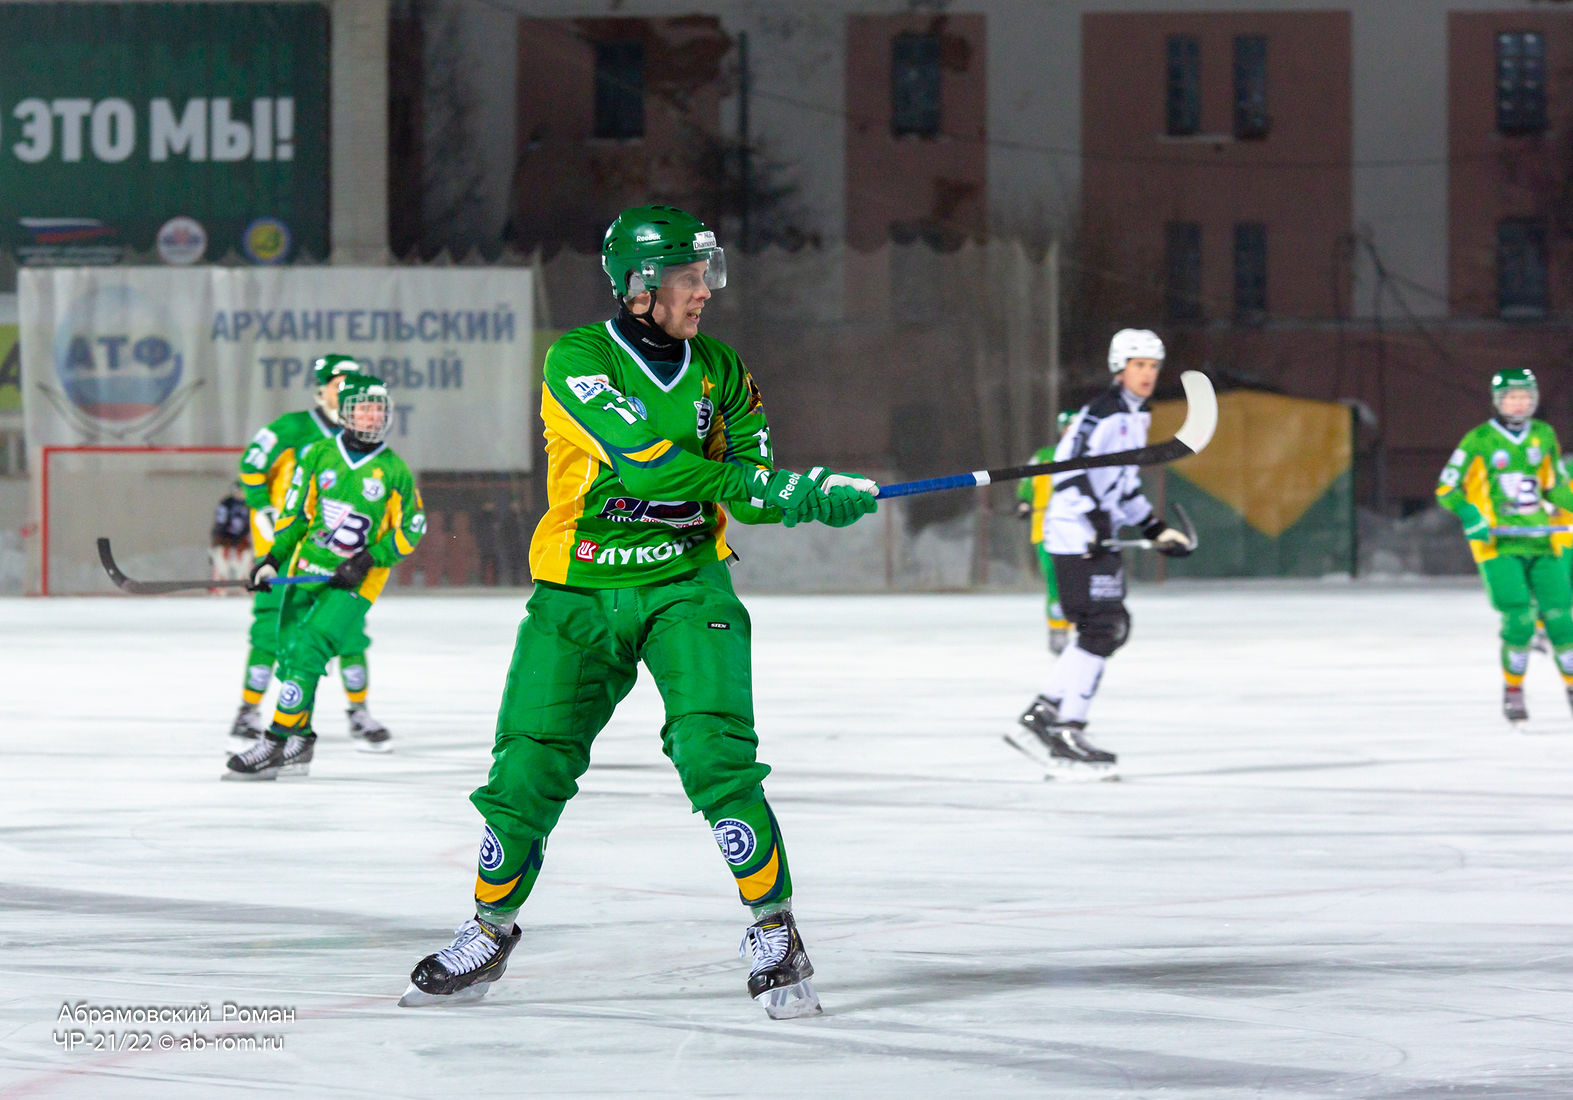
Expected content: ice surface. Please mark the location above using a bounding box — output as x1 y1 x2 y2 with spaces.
3 579 1572 1098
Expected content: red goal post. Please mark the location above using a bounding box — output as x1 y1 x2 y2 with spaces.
39 445 244 596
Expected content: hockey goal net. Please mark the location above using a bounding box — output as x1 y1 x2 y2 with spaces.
41 446 244 596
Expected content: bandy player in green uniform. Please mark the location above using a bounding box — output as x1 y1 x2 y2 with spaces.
1436 367 1573 726
232 355 394 750
225 375 426 779
1015 408 1076 653
400 205 879 1019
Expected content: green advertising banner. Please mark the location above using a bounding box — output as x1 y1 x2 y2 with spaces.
0 324 17 411
0 2 328 266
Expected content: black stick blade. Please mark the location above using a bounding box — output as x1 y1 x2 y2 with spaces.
96 537 251 595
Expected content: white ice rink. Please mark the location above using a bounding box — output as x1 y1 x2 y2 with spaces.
2 579 1572 1098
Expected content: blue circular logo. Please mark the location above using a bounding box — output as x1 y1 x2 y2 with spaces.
53 284 183 423
277 681 303 709
479 826 504 872
712 819 757 866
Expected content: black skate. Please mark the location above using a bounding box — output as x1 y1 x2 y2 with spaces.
1003 695 1063 766
1505 685 1528 729
347 707 393 753
223 734 285 781
229 703 263 740
279 733 316 779
400 917 522 1007
739 910 821 1019
1045 721 1119 781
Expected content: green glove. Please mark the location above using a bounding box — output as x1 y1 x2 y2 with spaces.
820 474 880 528
751 467 833 527
1455 502 1492 542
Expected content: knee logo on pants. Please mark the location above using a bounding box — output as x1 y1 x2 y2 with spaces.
278 680 304 708
713 819 757 866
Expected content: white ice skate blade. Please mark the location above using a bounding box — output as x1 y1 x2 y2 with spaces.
356 741 394 754
1002 731 1053 768
277 765 311 779
220 768 279 782
1045 762 1120 784
398 981 492 1008
754 978 822 1020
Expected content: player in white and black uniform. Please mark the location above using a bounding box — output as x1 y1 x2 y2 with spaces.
1006 329 1195 776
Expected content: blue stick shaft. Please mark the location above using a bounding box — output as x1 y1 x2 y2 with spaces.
1489 526 1573 537
875 472 984 499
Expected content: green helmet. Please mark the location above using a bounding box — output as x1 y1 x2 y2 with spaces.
313 354 363 387
601 204 727 299
1056 408 1077 433
336 373 392 446
1491 367 1539 421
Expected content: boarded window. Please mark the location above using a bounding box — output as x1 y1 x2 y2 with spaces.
1498 219 1548 319
1234 222 1267 320
1166 35 1200 136
1233 35 1269 139
1165 222 1204 322
594 39 644 140
892 32 941 137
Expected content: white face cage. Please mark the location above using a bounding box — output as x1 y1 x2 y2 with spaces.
340 392 391 445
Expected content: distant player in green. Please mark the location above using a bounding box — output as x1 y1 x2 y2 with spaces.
1015 408 1077 653
225 375 426 780
1436 367 1573 725
400 205 879 1019
231 354 393 751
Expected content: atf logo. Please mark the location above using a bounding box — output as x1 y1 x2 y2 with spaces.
574 538 600 561
712 819 757 866
53 284 183 424
478 826 505 872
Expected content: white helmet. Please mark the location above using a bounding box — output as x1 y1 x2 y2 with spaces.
1107 328 1165 374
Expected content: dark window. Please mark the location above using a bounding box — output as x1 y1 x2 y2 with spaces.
1165 222 1204 322
1233 35 1269 139
1497 31 1547 135
892 33 942 137
1166 35 1201 136
1234 222 1267 320
1498 219 1548 318
594 39 644 140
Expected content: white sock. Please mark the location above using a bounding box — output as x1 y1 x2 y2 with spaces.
1051 645 1106 724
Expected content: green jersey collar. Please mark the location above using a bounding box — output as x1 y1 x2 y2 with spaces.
336 434 386 469
603 320 690 392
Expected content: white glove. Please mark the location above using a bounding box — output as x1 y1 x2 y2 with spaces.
819 473 879 495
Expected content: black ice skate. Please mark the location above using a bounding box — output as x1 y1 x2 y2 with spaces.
1505 685 1529 729
229 703 263 740
223 733 286 781
347 707 393 753
1004 695 1063 766
739 910 821 1019
399 917 522 1007
279 733 316 779
1045 721 1119 781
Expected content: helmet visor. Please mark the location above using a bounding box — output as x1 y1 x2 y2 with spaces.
629 249 726 296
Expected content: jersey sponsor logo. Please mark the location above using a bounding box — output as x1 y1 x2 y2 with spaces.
318 469 338 491
1089 571 1124 601
597 497 705 529
588 533 709 567
627 396 648 419
712 819 757 866
478 826 505 872
693 230 717 250
574 538 600 561
695 397 714 436
361 478 385 501
1492 449 1510 470
277 680 304 709
565 374 614 403
707 621 730 630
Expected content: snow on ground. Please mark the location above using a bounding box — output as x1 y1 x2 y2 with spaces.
2 578 1572 1098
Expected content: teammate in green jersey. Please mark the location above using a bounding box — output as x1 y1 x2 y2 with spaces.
231 354 393 749
400 204 879 1019
1436 367 1573 726
1015 408 1077 653
224 375 426 780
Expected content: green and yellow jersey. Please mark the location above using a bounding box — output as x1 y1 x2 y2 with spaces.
1436 417 1573 562
269 435 426 603
1017 445 1057 546
237 408 339 555
531 319 781 588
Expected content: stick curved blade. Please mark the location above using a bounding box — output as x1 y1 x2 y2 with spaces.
1173 371 1218 456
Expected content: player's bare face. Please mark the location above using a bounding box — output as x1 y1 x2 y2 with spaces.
318 379 343 417
1121 358 1162 399
1499 389 1535 419
650 261 712 340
